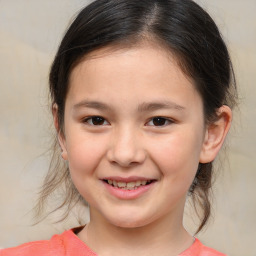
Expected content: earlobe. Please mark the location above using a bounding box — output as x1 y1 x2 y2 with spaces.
61 148 68 161
52 104 68 161
199 105 232 163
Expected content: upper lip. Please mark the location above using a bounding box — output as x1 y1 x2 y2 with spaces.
101 176 156 182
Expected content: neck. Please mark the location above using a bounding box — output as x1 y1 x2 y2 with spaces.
78 208 193 256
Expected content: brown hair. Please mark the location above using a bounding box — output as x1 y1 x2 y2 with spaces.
35 0 237 233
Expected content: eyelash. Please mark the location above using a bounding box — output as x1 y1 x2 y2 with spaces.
146 117 174 127
83 116 109 126
82 116 174 127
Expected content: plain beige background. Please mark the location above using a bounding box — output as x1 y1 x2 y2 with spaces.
0 0 255 255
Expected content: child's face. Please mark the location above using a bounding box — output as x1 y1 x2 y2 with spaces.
60 44 208 228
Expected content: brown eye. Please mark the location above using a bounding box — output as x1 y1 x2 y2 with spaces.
147 117 172 127
152 117 167 126
85 116 108 126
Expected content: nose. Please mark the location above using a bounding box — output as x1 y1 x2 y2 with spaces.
107 126 146 167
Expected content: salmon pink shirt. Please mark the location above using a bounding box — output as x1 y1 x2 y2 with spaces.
0 227 226 256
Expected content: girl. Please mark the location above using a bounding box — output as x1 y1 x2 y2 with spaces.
1 0 237 255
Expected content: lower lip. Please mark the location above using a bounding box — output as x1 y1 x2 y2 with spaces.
102 181 155 200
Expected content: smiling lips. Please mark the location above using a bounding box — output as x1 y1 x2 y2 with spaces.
102 176 156 199
104 180 152 190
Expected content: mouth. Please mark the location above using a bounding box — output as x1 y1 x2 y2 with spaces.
102 179 155 190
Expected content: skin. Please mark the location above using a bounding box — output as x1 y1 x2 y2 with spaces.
54 43 232 256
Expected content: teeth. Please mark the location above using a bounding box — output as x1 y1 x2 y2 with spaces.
117 181 126 188
107 180 150 189
136 181 141 186
127 182 136 188
113 180 118 187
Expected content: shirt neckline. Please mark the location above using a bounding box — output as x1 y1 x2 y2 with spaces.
64 227 202 256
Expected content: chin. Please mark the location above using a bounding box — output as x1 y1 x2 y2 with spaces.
106 213 155 229
114 221 146 229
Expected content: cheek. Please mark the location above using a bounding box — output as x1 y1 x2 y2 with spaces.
66 135 109 204
66 134 107 177
149 129 203 179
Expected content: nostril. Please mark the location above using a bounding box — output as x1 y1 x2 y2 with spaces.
106 137 146 167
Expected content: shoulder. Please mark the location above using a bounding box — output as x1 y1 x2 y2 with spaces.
0 230 69 256
180 238 227 256
199 243 227 256
0 227 96 256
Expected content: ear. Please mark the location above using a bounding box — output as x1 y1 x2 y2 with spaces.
199 105 232 163
52 104 68 160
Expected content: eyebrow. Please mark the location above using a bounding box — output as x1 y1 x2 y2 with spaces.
137 101 185 112
73 100 185 112
73 100 110 111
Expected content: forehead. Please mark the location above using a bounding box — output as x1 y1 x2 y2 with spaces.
70 40 190 84
67 44 201 110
